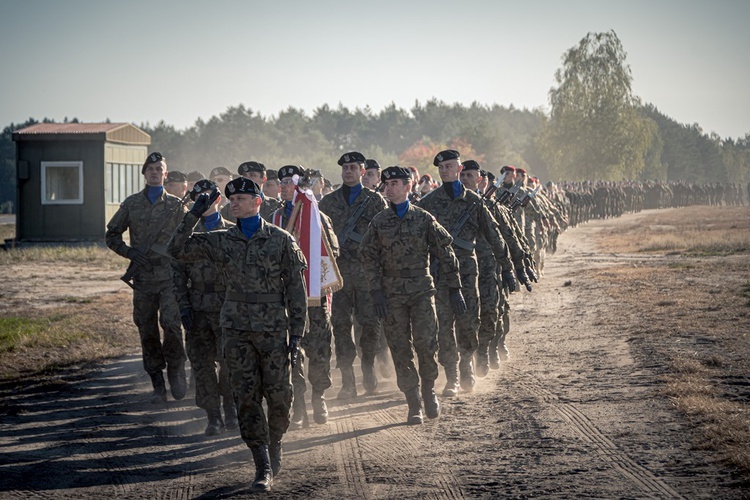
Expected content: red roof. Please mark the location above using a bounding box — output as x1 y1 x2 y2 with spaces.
14 123 129 134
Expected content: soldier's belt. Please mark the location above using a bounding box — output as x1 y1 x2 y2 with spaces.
382 268 430 278
451 237 475 251
225 292 284 303
191 283 226 292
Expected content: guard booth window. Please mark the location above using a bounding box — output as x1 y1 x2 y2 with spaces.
41 161 83 205
105 163 145 203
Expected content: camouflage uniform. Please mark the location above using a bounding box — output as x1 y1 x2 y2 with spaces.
168 213 308 449
172 214 236 428
272 206 338 425
417 183 512 393
360 203 461 400
105 187 188 398
319 186 388 395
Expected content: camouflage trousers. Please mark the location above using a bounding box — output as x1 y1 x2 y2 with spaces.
435 274 480 367
132 281 186 375
292 303 333 399
382 291 439 393
477 266 500 354
186 310 232 410
223 328 292 448
331 272 382 367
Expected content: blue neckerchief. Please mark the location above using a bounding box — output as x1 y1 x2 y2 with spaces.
452 180 463 199
238 214 261 240
203 211 220 231
347 183 362 206
392 200 409 219
147 185 163 204
284 201 294 221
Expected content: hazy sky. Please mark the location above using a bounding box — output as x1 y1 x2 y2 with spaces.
1 0 748 139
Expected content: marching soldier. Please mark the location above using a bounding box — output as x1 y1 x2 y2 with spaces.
362 159 381 190
164 170 188 199
105 152 188 403
172 179 237 436
168 177 308 492
319 152 388 398
272 165 342 428
417 150 513 396
361 166 463 424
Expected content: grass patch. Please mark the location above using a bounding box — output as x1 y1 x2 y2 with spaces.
0 244 122 268
0 223 14 242
0 317 51 352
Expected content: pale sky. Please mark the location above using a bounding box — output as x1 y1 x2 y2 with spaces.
1 0 748 139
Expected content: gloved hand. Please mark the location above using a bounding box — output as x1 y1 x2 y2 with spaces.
288 335 302 368
126 248 150 267
501 269 518 292
449 288 467 315
189 190 220 217
180 307 193 332
524 257 539 283
516 267 531 292
370 289 388 319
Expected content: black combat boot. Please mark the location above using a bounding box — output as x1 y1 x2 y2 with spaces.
269 435 283 476
459 354 475 393
475 347 490 378
223 399 239 430
442 364 459 397
488 337 501 370
404 388 423 425
250 445 273 492
311 389 328 424
337 365 357 400
149 371 167 403
167 361 187 400
421 381 440 419
289 394 309 430
361 353 378 395
205 407 225 436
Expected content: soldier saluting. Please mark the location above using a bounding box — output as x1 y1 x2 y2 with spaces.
105 152 188 403
168 177 308 493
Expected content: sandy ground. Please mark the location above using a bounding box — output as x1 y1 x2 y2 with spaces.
0 208 747 499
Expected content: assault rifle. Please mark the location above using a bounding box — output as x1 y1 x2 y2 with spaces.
495 180 524 207
509 184 541 214
120 192 190 289
338 183 383 252
447 177 504 250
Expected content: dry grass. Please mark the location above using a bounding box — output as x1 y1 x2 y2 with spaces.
0 223 14 242
0 244 121 267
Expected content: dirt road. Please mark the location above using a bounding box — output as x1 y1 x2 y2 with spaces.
0 209 742 498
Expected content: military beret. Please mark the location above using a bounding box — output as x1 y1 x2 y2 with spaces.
238 161 266 175
433 149 460 166
462 160 481 172
485 171 496 183
338 151 366 166
381 166 412 182
278 164 304 180
266 169 278 181
142 152 165 174
515 168 527 176
210 166 232 179
189 179 218 201
365 159 380 170
500 165 516 174
225 177 261 198
166 170 187 183
187 170 205 182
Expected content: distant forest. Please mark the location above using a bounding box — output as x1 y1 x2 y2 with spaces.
1 99 748 213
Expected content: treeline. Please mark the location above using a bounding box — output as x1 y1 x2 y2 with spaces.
0 100 748 213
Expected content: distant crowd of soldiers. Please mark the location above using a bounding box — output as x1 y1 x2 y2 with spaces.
105 150 746 492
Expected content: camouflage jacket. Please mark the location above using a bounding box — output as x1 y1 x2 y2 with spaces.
476 199 530 271
360 203 461 296
105 187 187 284
417 183 512 277
318 185 387 271
172 214 235 313
168 213 309 337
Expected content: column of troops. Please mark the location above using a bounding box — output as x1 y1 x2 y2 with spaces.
105 151 745 492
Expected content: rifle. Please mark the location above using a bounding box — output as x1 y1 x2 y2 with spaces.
120 192 190 289
338 183 382 252
509 184 541 214
495 180 524 207
447 177 504 251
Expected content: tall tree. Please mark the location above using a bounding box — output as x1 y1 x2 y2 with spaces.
539 31 661 181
